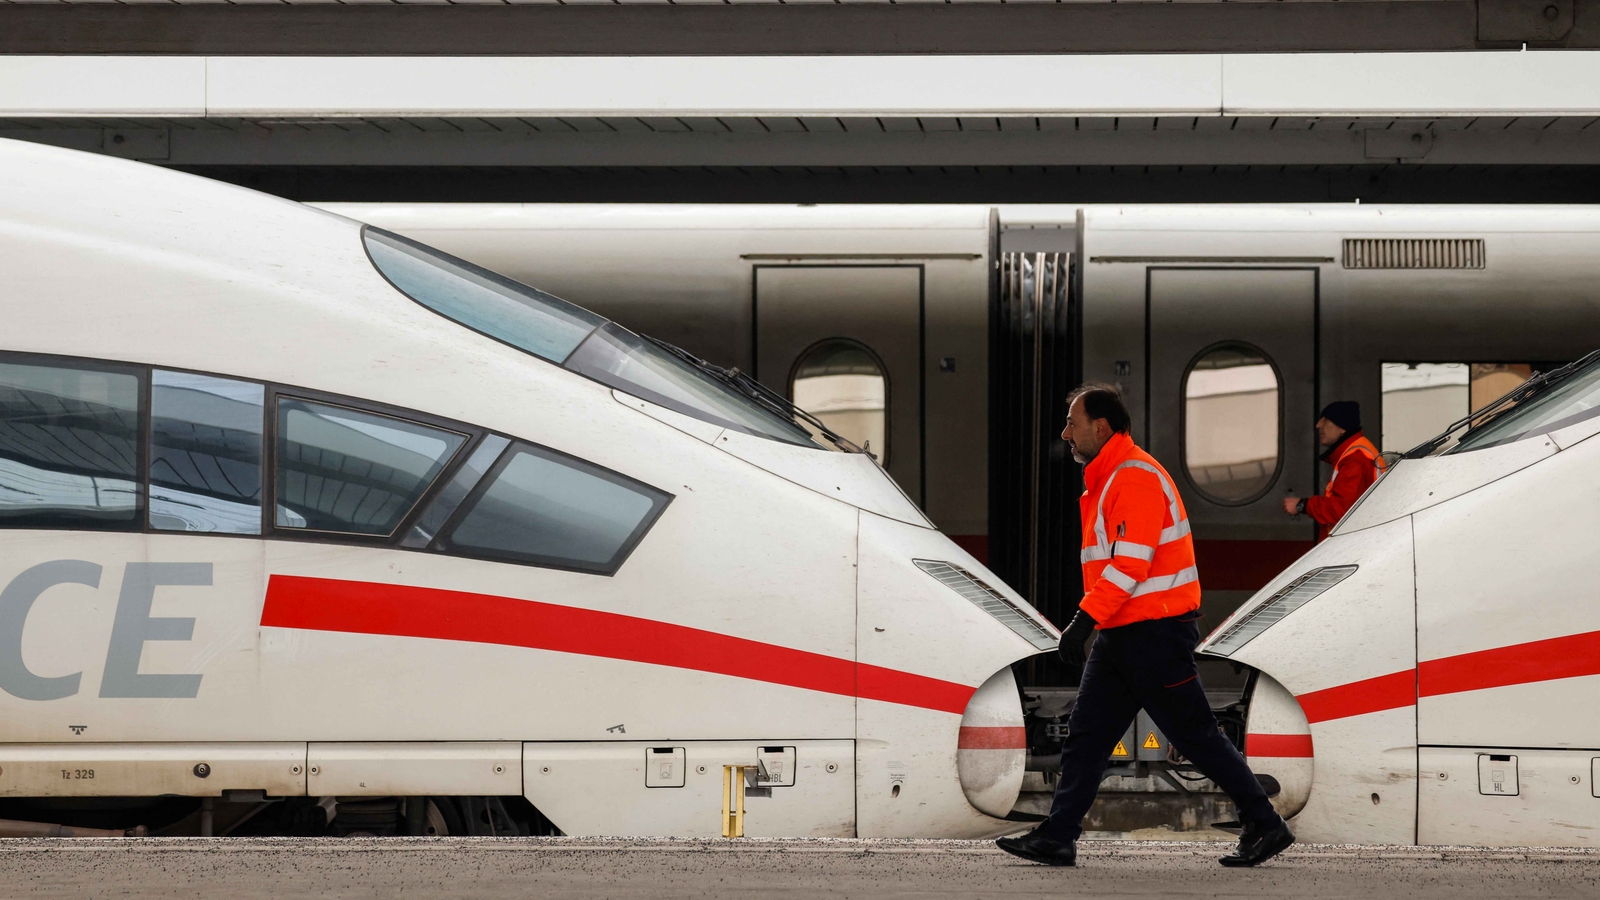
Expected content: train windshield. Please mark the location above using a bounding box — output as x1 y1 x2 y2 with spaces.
1446 353 1600 453
564 324 819 446
364 227 604 363
363 227 820 448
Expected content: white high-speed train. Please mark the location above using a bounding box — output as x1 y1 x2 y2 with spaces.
1204 355 1600 848
4 137 1598 848
337 198 1600 847
0 138 1058 838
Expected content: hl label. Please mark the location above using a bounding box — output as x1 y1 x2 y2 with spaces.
0 560 212 701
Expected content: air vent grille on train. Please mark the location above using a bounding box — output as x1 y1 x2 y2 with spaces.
1342 238 1485 270
914 559 1060 651
1209 565 1358 656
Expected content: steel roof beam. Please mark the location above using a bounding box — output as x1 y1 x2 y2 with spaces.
7 54 1600 120
1 1 1596 57
8 116 1600 168
158 165 1600 205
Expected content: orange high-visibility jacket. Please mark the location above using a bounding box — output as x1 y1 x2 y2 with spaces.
1304 430 1386 541
1077 432 1202 629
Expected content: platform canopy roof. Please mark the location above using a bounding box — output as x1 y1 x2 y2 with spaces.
3 0 1599 201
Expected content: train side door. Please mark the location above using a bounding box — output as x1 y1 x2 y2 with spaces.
752 265 924 505
1145 268 1318 633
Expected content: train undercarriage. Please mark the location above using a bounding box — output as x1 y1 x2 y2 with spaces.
0 794 561 838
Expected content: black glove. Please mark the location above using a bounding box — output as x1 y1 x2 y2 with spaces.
1057 609 1098 668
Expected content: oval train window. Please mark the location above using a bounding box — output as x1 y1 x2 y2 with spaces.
1183 344 1281 504
790 340 888 462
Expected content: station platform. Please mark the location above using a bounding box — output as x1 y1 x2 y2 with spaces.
2 836 1595 899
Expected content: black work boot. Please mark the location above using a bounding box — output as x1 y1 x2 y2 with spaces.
996 827 1077 867
1218 817 1295 868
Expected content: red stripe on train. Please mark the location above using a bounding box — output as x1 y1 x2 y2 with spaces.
957 726 1028 750
260 574 977 715
1297 669 1417 724
1245 733 1314 758
1419 630 1600 698
1294 629 1600 724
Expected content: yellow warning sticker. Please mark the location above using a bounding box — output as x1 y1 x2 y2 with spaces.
1143 732 1161 750
1111 741 1130 758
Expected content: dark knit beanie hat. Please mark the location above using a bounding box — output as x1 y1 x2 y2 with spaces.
1319 400 1361 433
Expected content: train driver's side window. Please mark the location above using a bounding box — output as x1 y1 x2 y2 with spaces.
0 359 143 529
274 398 467 537
432 443 671 575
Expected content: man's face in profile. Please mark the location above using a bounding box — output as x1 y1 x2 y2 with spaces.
1063 396 1109 465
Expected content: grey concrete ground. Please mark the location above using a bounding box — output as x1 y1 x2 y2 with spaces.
1 837 1597 900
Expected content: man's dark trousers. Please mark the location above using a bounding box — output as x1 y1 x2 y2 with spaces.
1040 612 1281 841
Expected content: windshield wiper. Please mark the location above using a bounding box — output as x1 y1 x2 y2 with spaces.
726 367 871 455
1404 347 1600 459
642 335 868 455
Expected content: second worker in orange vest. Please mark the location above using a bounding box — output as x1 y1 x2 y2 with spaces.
1282 401 1386 541
997 384 1292 870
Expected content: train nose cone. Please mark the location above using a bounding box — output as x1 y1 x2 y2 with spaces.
956 668 1027 818
1243 672 1314 819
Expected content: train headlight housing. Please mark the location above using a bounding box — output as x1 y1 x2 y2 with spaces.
914 560 1060 651
1209 565 1358 656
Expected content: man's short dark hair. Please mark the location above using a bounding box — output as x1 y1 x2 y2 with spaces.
1067 383 1132 434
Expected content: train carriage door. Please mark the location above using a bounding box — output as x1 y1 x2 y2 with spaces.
1146 268 1318 636
753 266 924 504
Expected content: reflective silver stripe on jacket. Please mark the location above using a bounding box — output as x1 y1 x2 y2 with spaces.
1326 442 1384 496
1078 460 1189 565
1159 519 1192 543
1094 563 1200 598
1102 565 1139 593
1079 460 1199 596
1129 565 1199 597
1113 541 1155 562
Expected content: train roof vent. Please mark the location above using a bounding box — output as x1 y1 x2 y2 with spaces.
1343 238 1485 270
914 560 1060 651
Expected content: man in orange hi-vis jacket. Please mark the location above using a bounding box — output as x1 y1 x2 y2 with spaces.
1282 401 1386 540
998 384 1292 870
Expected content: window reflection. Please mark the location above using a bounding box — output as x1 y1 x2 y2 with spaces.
790 340 888 462
275 399 466 536
401 434 510 549
1469 363 1536 412
1380 363 1468 453
150 371 264 534
1382 361 1550 454
1184 346 1280 503
440 443 670 574
1451 359 1600 452
0 362 140 528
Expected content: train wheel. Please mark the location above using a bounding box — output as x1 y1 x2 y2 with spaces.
425 797 464 836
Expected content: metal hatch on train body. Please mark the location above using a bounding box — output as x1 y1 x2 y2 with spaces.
752 265 924 505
